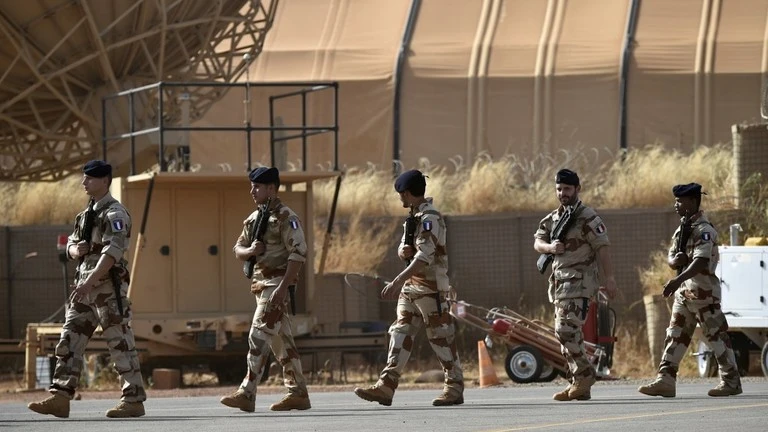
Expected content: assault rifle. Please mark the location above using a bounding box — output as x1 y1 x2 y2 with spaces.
243 198 272 279
662 214 693 297
402 208 442 314
78 199 123 314
673 214 693 276
78 199 96 269
536 202 583 274
403 208 418 266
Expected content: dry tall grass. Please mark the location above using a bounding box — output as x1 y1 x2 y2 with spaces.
596 145 733 209
738 173 768 237
313 165 402 218
0 144 733 225
611 320 699 378
0 176 83 225
313 211 399 275
638 249 677 297
312 144 734 219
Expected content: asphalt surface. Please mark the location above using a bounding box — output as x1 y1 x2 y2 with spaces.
2 380 767 431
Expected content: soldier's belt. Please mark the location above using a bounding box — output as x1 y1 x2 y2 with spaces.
406 274 438 290
258 268 287 279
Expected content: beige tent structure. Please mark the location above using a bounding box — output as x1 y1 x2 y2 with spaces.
3 0 767 179
192 0 768 173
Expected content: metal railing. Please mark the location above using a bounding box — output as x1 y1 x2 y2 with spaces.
101 81 339 175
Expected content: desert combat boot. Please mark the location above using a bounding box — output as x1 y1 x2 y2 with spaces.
27 394 70 418
638 377 676 398
354 385 393 406
552 384 591 401
568 374 596 400
105 401 145 418
432 387 464 406
270 393 311 411
552 384 592 402
707 381 743 397
220 389 255 413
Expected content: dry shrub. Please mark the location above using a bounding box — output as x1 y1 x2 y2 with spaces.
611 321 698 378
3 144 734 226
0 182 20 224
611 322 656 378
737 173 768 237
313 144 733 219
596 144 733 210
0 176 83 225
314 210 398 274
638 249 676 297
313 166 401 219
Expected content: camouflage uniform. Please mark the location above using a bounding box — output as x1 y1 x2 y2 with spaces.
234 199 309 398
52 193 146 403
535 202 609 384
376 201 463 400
657 212 740 387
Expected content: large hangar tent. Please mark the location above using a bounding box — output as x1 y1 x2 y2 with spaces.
134 0 768 172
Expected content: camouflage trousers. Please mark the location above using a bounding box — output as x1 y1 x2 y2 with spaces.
554 298 595 381
51 280 146 402
657 292 739 387
376 290 463 397
240 285 308 397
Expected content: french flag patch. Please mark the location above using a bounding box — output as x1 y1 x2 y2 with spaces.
290 219 299 230
595 223 606 234
423 220 432 231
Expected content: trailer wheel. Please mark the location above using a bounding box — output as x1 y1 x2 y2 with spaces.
505 345 543 384
537 362 560 382
697 341 717 378
761 341 768 378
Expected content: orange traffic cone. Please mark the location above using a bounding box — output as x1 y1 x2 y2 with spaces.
477 340 500 387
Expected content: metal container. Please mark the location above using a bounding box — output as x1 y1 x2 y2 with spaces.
730 224 743 246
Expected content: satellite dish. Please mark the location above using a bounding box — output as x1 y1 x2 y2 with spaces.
0 0 277 181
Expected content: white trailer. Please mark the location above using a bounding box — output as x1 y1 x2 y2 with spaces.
697 245 768 377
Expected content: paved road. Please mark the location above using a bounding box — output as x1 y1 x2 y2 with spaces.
2 381 767 431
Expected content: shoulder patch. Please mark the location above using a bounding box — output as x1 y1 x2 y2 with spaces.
702 232 711 242
289 218 300 230
111 218 126 232
423 220 432 231
587 216 607 235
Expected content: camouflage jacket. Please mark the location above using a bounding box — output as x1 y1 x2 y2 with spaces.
235 198 307 287
535 202 610 302
402 200 450 294
67 193 131 284
668 211 721 302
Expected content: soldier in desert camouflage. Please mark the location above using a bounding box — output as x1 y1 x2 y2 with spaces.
638 183 742 398
220 166 311 412
354 169 464 407
534 168 618 401
28 160 146 419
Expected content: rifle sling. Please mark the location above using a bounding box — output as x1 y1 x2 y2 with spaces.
553 204 585 241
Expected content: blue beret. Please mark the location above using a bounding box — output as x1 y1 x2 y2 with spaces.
672 183 705 198
248 166 280 185
82 160 112 178
555 169 579 186
394 169 426 196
